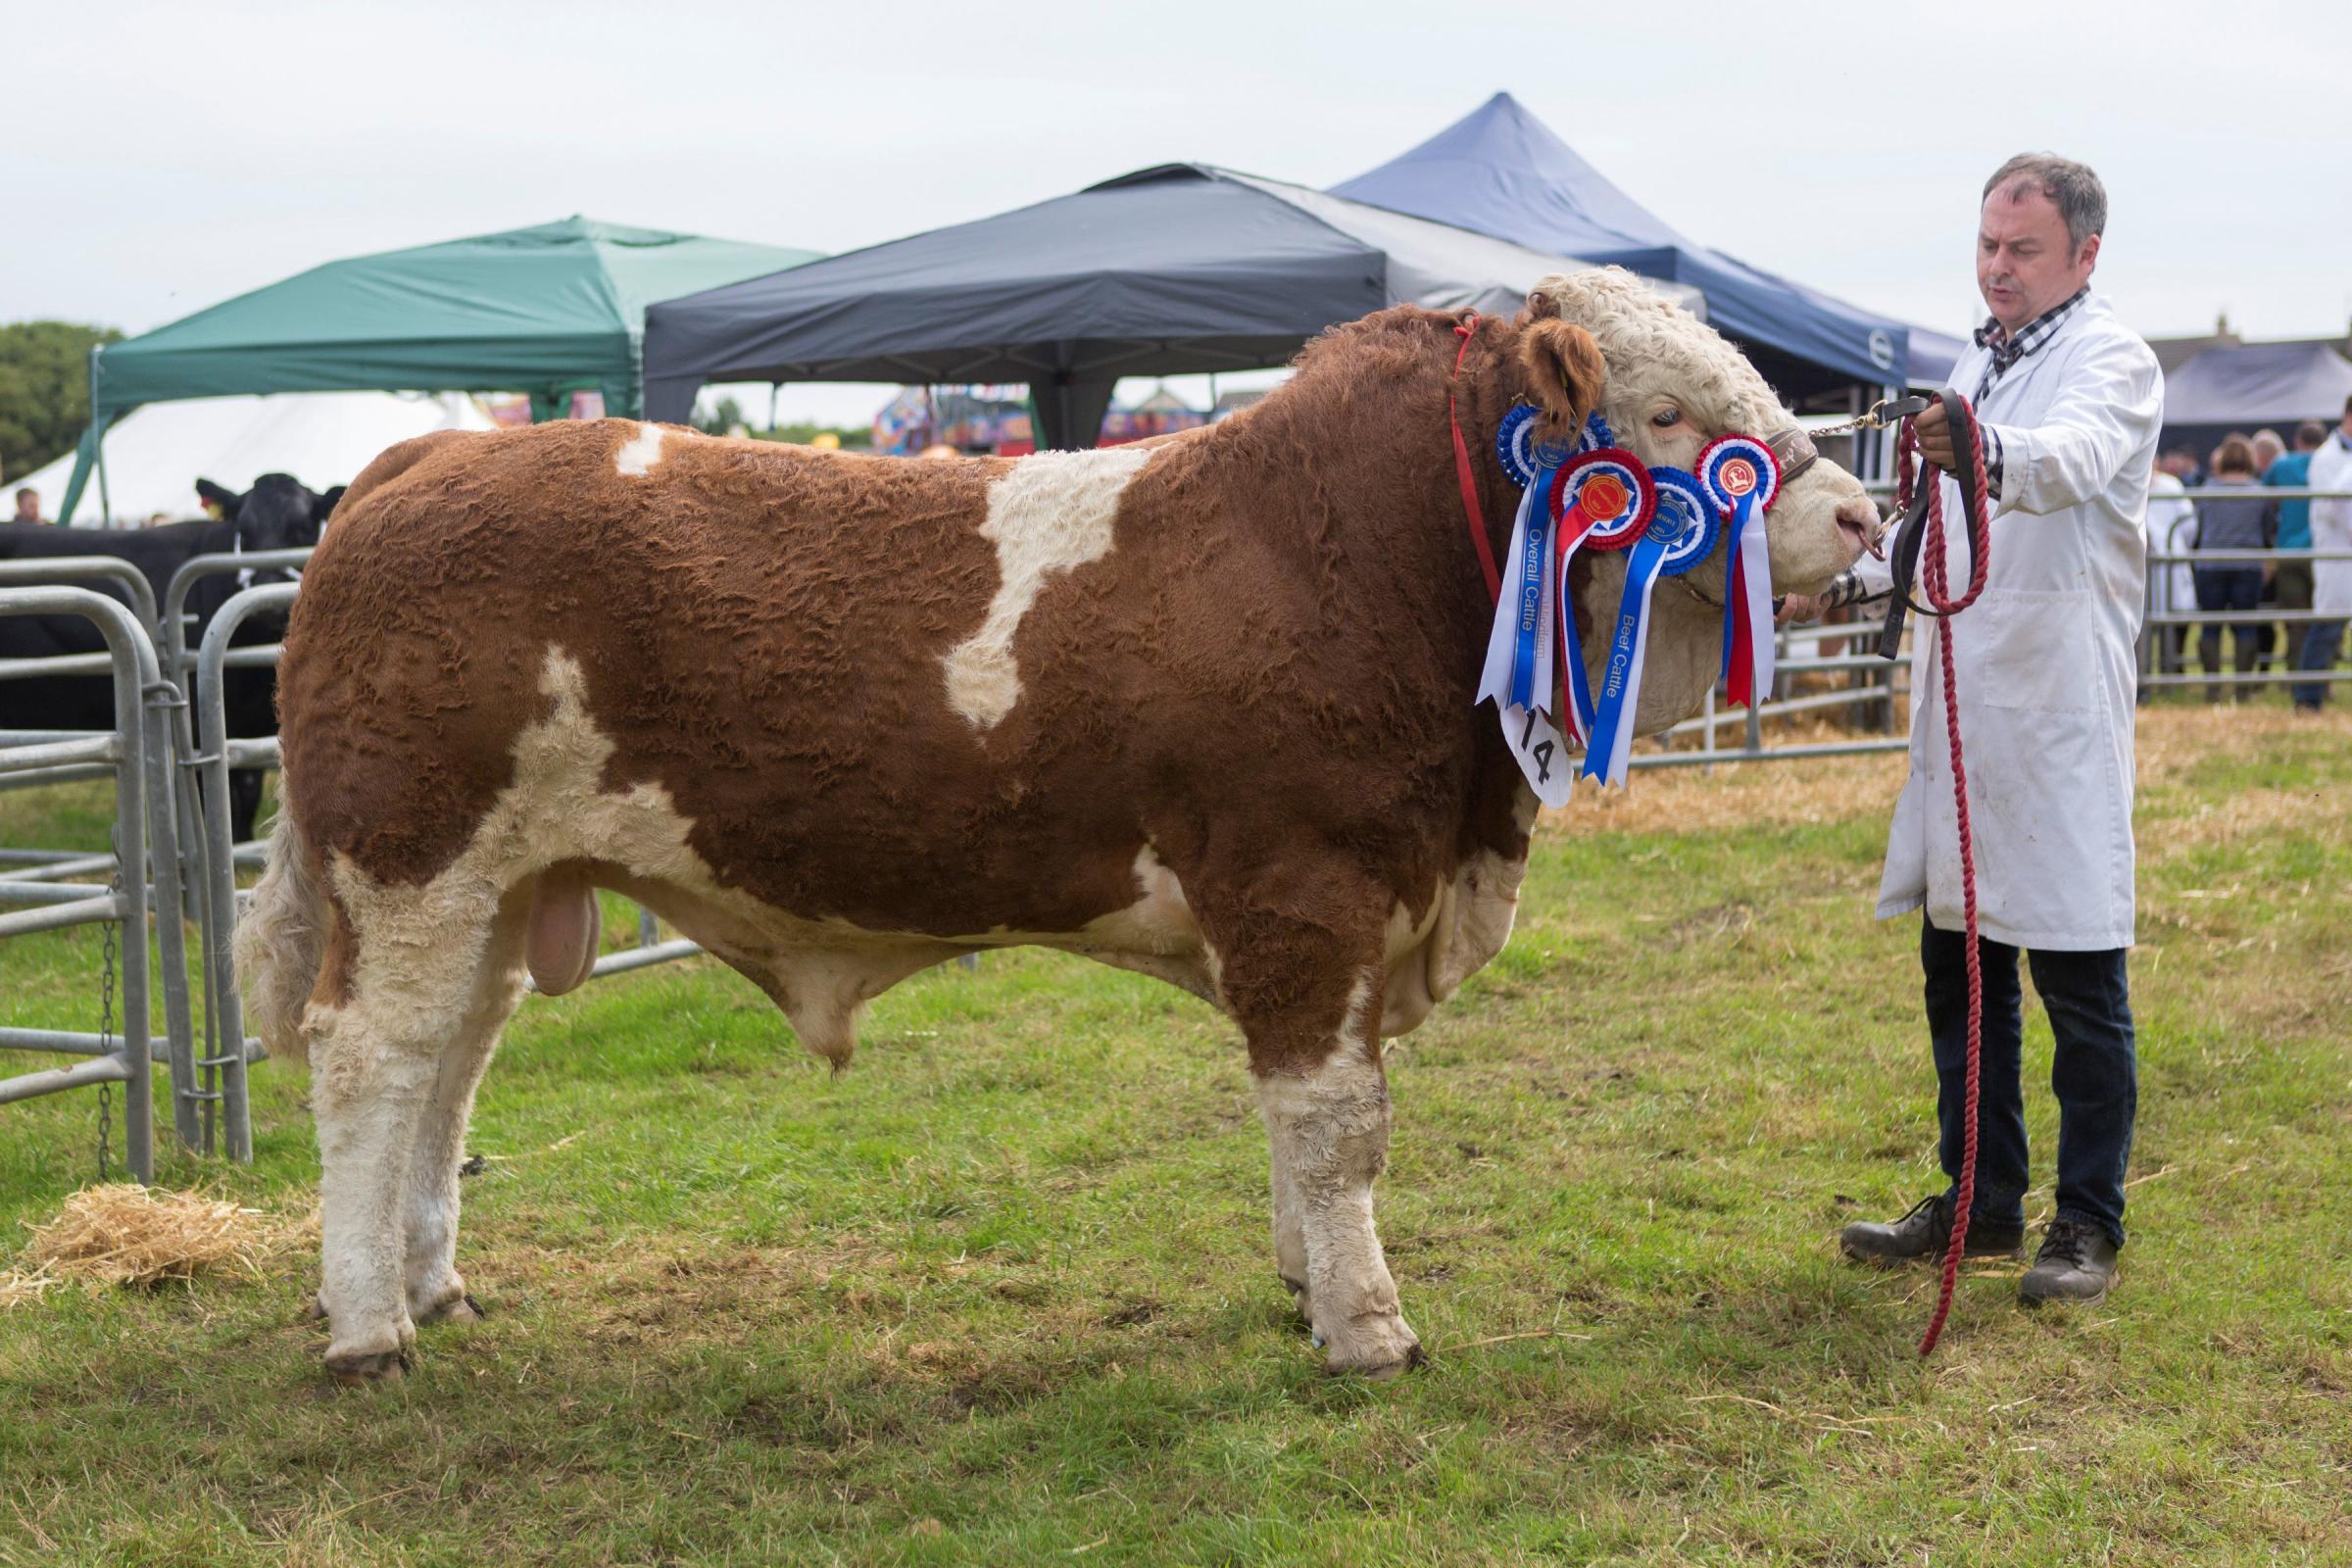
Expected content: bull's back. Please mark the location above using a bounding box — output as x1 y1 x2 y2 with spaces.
277 421 1156 930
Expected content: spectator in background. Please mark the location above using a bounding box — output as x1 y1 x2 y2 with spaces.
2145 453 2197 686
2249 428 2292 668
2192 435 2272 700
2266 421 2326 681
2251 428 2286 475
2298 398 2352 710
11 487 42 525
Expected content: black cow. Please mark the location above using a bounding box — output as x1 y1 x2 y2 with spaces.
0 473 341 843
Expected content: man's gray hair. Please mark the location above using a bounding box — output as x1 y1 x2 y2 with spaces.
1983 154 2107 255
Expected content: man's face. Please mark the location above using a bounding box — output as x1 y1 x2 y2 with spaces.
12 493 37 522
1977 182 2099 334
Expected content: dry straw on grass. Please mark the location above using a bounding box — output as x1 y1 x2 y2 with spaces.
0 1185 304 1306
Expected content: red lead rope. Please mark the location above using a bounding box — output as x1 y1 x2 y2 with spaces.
1899 403 1993 1356
1449 314 1502 602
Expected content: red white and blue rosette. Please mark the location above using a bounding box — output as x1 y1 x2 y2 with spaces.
1479 449 1656 803
1698 434 1782 709
1565 449 1653 552
1549 449 1653 742
1580 466 1723 787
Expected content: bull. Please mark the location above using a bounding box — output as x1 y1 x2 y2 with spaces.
236 270 1877 1383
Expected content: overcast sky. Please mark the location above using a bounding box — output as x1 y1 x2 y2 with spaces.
8 0 2348 427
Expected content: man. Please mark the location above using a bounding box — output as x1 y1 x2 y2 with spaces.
11 487 42 525
1781 154 2162 1305
2299 398 2352 710
2267 422 2327 684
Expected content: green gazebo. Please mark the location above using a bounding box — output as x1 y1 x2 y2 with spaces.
58 216 818 522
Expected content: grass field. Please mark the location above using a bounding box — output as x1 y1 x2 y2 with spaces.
2 707 2348 1566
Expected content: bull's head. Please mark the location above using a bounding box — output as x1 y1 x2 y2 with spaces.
1516 269 1877 735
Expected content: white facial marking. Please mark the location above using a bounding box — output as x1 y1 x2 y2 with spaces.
615 422 665 477
942 445 1155 728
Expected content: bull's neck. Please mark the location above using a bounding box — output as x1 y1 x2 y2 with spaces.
1192 317 1534 864
1209 321 1518 665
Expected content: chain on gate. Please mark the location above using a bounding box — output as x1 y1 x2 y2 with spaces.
93 829 123 1181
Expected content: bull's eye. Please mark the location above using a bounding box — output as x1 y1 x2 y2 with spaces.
1650 408 1683 429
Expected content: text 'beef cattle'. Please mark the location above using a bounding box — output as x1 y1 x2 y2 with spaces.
236 269 1873 1385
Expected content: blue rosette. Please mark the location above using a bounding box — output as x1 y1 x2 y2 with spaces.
1494 405 1576 490
1643 466 1723 578
1576 412 1617 455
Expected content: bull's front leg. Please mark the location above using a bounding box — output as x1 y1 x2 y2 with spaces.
1248 967 1422 1378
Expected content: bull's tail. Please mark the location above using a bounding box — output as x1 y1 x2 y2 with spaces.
233 804 329 1062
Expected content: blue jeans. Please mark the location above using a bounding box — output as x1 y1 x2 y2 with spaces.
1922 916 2137 1247
2293 617 2345 709
2193 565 2265 696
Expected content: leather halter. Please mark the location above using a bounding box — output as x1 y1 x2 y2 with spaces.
1766 424 1819 487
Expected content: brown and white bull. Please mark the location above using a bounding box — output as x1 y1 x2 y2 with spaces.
237 268 1875 1384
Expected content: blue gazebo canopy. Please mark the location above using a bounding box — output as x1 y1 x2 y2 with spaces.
1333 93 1953 397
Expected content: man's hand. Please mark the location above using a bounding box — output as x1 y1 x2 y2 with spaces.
1914 400 1957 472
1776 593 1827 626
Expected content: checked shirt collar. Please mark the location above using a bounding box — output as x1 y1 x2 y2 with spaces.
1971 285 2088 403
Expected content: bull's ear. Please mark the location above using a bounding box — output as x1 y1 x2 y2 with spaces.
194 478 243 518
312 485 347 526
1517 318 1605 446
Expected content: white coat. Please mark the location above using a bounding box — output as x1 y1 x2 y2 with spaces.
1856 293 2163 951
2306 430 2352 617
2145 469 2194 617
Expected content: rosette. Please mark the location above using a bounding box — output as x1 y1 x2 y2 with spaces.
1494 404 1575 491
1697 434 1784 708
1580 466 1724 787
1551 451 1656 743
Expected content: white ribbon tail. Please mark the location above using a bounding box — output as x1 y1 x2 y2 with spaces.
1740 505 1774 699
1476 481 1539 709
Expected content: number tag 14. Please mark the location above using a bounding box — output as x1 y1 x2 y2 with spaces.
1497 701 1574 808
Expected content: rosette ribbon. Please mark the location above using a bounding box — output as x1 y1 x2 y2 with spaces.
1580 466 1722 787
1478 448 1653 804
1699 435 1782 709
1550 449 1653 746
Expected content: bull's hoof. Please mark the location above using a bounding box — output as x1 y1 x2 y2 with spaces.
1319 1313 1425 1380
324 1348 410 1388
414 1290 485 1326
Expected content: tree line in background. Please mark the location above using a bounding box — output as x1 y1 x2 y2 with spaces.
0 321 121 483
0 334 871 487
691 395 872 449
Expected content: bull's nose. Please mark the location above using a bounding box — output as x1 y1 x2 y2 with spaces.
1835 497 1885 560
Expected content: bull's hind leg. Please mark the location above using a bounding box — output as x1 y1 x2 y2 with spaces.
1226 925 1422 1378
304 870 523 1383
398 885 532 1327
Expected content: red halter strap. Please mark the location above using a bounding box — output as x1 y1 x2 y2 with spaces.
1448 313 1502 602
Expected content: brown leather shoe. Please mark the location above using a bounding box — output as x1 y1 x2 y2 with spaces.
1839 1192 2025 1266
2018 1218 2119 1305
